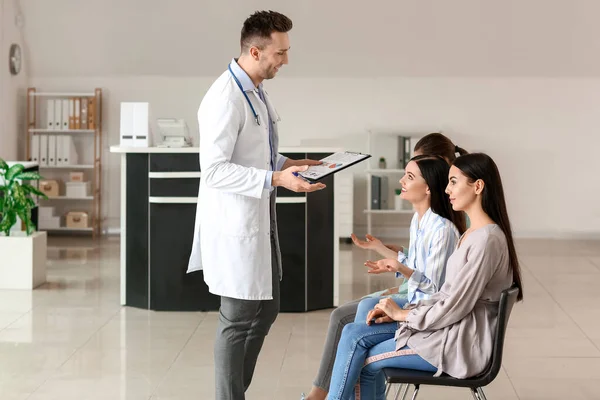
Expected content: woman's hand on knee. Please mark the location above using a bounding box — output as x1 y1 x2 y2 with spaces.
366 308 393 325
367 299 408 324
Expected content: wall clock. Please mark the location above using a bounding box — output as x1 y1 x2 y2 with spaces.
9 44 21 75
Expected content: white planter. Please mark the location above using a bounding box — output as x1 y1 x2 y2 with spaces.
0 231 47 289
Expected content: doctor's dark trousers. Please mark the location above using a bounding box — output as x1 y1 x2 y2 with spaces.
214 231 280 400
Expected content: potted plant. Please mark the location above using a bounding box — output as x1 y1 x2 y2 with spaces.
0 158 48 289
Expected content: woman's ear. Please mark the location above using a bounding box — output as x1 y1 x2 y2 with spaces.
426 186 431 195
474 179 485 195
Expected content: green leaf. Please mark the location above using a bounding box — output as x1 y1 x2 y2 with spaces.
21 184 48 199
0 158 8 171
11 183 27 206
15 172 42 181
16 208 33 236
5 164 25 182
0 210 16 235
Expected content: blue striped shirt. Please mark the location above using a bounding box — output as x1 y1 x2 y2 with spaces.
397 208 460 303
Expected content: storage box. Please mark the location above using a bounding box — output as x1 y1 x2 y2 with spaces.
69 172 84 182
38 216 61 230
66 212 88 229
39 180 60 197
120 102 151 147
38 206 55 219
66 181 90 198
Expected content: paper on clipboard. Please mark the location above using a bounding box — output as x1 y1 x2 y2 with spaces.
297 151 371 181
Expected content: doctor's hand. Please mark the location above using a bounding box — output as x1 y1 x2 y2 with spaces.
272 165 326 193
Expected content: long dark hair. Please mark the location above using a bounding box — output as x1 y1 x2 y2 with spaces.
453 153 524 301
411 155 467 235
414 133 468 163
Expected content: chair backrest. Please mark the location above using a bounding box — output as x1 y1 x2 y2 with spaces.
476 285 519 386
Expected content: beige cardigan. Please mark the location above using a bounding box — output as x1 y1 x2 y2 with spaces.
395 224 513 378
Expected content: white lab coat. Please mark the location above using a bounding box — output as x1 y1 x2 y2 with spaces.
187 68 283 300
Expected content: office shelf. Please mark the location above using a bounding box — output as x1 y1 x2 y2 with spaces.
26 87 103 238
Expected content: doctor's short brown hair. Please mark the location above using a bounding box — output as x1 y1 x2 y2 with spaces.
240 10 293 52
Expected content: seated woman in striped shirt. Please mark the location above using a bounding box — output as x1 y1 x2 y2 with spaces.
302 153 466 400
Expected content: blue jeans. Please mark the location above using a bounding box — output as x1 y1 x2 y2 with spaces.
354 297 409 324
351 296 410 399
327 322 436 400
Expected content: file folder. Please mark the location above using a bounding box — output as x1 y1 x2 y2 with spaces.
48 135 57 166
47 100 55 130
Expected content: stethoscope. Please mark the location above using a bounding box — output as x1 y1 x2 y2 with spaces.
229 64 277 170
228 64 261 126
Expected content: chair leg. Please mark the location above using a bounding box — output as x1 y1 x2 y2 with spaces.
395 384 404 399
409 384 420 400
391 384 403 400
476 387 488 400
470 388 481 400
399 384 410 400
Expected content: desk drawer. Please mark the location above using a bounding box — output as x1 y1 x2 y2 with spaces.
150 177 200 197
150 153 200 172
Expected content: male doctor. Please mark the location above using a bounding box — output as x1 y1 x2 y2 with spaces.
187 10 325 400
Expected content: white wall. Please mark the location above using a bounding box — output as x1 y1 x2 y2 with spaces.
21 0 600 238
0 0 29 161
19 0 600 78
30 75 600 238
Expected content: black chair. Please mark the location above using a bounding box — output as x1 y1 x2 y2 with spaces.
383 286 520 400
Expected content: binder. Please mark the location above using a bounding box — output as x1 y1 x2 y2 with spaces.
60 136 68 165
88 98 95 129
56 134 64 165
371 175 389 210
133 102 149 146
397 136 412 169
46 100 55 130
81 98 88 129
69 98 75 129
75 98 81 129
40 135 48 166
54 100 62 131
371 176 381 210
48 135 57 166
31 135 40 163
62 136 78 165
119 102 135 147
61 99 69 130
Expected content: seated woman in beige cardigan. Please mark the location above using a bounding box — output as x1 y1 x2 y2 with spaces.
325 153 524 400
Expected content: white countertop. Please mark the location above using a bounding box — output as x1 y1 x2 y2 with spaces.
110 146 343 154
110 146 199 153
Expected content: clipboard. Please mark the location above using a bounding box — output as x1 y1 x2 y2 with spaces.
296 151 371 182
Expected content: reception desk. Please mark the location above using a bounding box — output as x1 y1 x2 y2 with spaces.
110 146 340 312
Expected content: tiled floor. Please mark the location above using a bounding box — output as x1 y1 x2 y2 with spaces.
1 236 600 399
